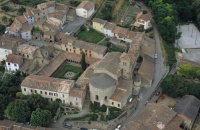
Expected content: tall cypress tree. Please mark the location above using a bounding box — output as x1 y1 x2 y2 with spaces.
81 52 86 70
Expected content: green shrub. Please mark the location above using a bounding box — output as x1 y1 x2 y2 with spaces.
90 114 98 121
99 104 107 112
94 109 99 113
1 6 10 12
109 107 121 112
100 115 105 121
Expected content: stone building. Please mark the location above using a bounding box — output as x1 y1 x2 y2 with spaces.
89 51 139 109
21 74 86 110
61 37 107 59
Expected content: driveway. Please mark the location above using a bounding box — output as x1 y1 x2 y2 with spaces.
61 17 86 33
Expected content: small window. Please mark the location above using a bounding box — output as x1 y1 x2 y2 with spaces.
75 97 78 101
40 91 43 94
45 92 47 95
112 102 114 105
105 96 107 100
35 90 37 93
24 88 26 91
118 104 120 107
63 94 64 98
8 63 10 65
14 64 17 67
96 95 99 100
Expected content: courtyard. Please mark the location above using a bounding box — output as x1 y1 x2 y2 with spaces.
53 65 82 80
177 24 200 49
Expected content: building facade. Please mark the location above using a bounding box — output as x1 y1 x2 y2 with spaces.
76 1 95 18
5 54 23 73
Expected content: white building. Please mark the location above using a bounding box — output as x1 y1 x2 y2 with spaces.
0 36 18 61
21 75 86 110
133 12 151 30
103 22 116 37
5 54 23 73
21 25 33 40
76 1 95 18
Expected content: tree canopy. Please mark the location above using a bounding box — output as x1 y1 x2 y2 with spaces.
4 100 31 123
81 52 87 70
30 108 52 127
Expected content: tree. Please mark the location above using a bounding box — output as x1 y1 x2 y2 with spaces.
18 7 26 15
30 108 52 127
0 94 11 116
0 24 5 35
4 100 31 122
81 52 86 70
8 18 13 26
1 6 10 12
2 16 7 23
27 94 48 111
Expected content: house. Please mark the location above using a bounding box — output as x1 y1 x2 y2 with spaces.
0 35 18 61
43 21 59 32
133 12 151 30
37 1 56 18
17 44 39 59
103 22 116 37
89 52 136 109
113 26 135 43
44 31 57 42
21 25 33 40
67 9 76 21
76 1 95 18
9 15 27 37
92 18 107 33
21 74 86 110
141 36 155 58
47 12 66 28
23 10 35 24
174 95 200 129
61 37 107 59
121 103 190 130
30 8 43 21
138 54 154 85
5 54 23 73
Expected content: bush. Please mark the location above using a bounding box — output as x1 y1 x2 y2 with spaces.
90 114 98 121
99 104 107 112
18 7 26 15
1 6 10 12
100 115 105 121
16 92 26 99
109 107 121 112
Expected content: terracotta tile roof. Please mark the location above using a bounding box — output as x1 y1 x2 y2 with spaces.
104 22 116 30
141 36 155 58
37 51 99 77
113 26 135 39
44 31 57 36
23 10 33 19
43 22 59 31
48 12 65 21
56 4 69 11
0 36 18 50
63 39 107 54
137 12 151 21
132 32 144 45
109 88 126 102
93 18 107 25
21 24 33 32
21 74 74 93
109 79 132 102
77 1 94 11
46 18 61 27
56 32 69 40
122 103 185 130
6 54 23 64
30 8 40 14
138 55 154 82
9 19 22 33
95 52 122 77
16 15 27 24
69 87 86 98
34 19 46 26
37 1 55 9
17 44 38 55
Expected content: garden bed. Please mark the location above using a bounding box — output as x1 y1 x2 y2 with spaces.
53 65 82 80
76 28 104 43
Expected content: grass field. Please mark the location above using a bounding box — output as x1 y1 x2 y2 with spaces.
76 28 105 43
53 65 82 80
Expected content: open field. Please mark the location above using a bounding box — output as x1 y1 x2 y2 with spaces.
76 28 105 43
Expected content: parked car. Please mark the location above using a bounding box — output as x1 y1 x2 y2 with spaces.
63 122 72 129
80 128 88 130
156 91 161 96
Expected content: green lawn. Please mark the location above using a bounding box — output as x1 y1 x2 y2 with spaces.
53 65 82 80
76 28 105 43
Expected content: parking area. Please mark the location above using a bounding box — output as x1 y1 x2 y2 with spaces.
183 49 200 64
61 17 86 33
177 24 200 49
